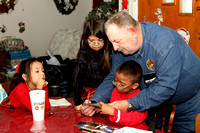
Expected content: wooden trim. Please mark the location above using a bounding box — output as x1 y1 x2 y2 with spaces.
178 13 194 16
196 113 200 133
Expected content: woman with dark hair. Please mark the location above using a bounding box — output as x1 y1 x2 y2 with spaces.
73 18 113 110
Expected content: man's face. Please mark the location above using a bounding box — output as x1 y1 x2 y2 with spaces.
106 24 141 55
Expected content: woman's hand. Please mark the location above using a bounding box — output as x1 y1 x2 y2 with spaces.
99 101 114 116
80 100 96 116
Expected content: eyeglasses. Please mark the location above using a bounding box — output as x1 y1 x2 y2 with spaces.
112 80 133 90
88 39 104 46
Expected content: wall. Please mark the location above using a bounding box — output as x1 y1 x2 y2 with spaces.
0 0 92 57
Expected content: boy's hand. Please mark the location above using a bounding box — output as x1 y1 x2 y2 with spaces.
99 101 114 116
36 79 48 89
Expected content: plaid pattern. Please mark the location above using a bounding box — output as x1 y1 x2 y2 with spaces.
81 86 97 101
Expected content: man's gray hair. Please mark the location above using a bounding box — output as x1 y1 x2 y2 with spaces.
104 11 139 32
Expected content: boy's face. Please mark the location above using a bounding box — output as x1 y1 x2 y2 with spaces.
114 72 137 94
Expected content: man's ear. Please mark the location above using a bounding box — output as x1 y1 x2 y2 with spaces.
128 26 136 34
127 27 137 38
132 83 139 90
22 74 28 81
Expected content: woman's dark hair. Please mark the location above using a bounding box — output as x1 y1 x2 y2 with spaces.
9 57 38 94
117 60 143 84
78 18 112 72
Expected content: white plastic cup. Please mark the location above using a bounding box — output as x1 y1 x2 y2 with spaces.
29 90 46 121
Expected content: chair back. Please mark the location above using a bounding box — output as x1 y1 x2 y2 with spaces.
148 103 176 133
196 113 200 133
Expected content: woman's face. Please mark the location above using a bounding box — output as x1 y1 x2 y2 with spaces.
87 35 104 51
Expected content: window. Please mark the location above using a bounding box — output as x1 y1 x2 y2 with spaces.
180 0 193 14
162 0 175 5
163 0 174 3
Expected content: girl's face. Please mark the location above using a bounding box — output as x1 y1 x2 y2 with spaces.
29 61 45 86
88 35 104 51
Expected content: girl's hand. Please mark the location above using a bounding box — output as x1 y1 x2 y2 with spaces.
99 101 114 116
36 79 48 89
75 104 82 111
80 100 96 116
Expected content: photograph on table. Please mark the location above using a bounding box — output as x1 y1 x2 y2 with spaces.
76 121 118 133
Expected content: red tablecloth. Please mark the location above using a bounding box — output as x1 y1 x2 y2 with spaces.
0 98 164 133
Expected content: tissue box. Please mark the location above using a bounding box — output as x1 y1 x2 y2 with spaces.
6 49 31 69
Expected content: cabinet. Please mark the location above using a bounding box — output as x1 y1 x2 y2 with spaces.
0 51 7 69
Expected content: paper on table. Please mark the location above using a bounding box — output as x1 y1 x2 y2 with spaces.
49 98 72 107
113 127 153 133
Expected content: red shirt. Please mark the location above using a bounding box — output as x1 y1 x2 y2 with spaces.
9 82 50 112
109 88 148 129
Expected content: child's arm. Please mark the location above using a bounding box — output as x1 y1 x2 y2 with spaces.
99 101 114 116
99 101 147 126
13 85 32 111
43 86 50 111
110 108 148 127
14 85 50 112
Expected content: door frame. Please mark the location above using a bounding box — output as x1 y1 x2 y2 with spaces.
118 0 139 20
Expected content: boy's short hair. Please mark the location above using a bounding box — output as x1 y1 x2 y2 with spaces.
116 60 142 84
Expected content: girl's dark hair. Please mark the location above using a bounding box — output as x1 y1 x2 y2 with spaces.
78 18 112 72
117 60 142 84
9 57 38 94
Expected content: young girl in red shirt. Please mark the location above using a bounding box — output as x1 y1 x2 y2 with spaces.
3 57 50 112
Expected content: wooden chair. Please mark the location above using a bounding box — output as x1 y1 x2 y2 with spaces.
148 103 176 133
196 113 200 133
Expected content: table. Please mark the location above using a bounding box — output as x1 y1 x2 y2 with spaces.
0 98 163 133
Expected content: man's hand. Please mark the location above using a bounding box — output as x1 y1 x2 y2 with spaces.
109 100 129 112
80 100 96 116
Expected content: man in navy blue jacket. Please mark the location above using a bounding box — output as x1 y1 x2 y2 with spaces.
80 11 200 133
